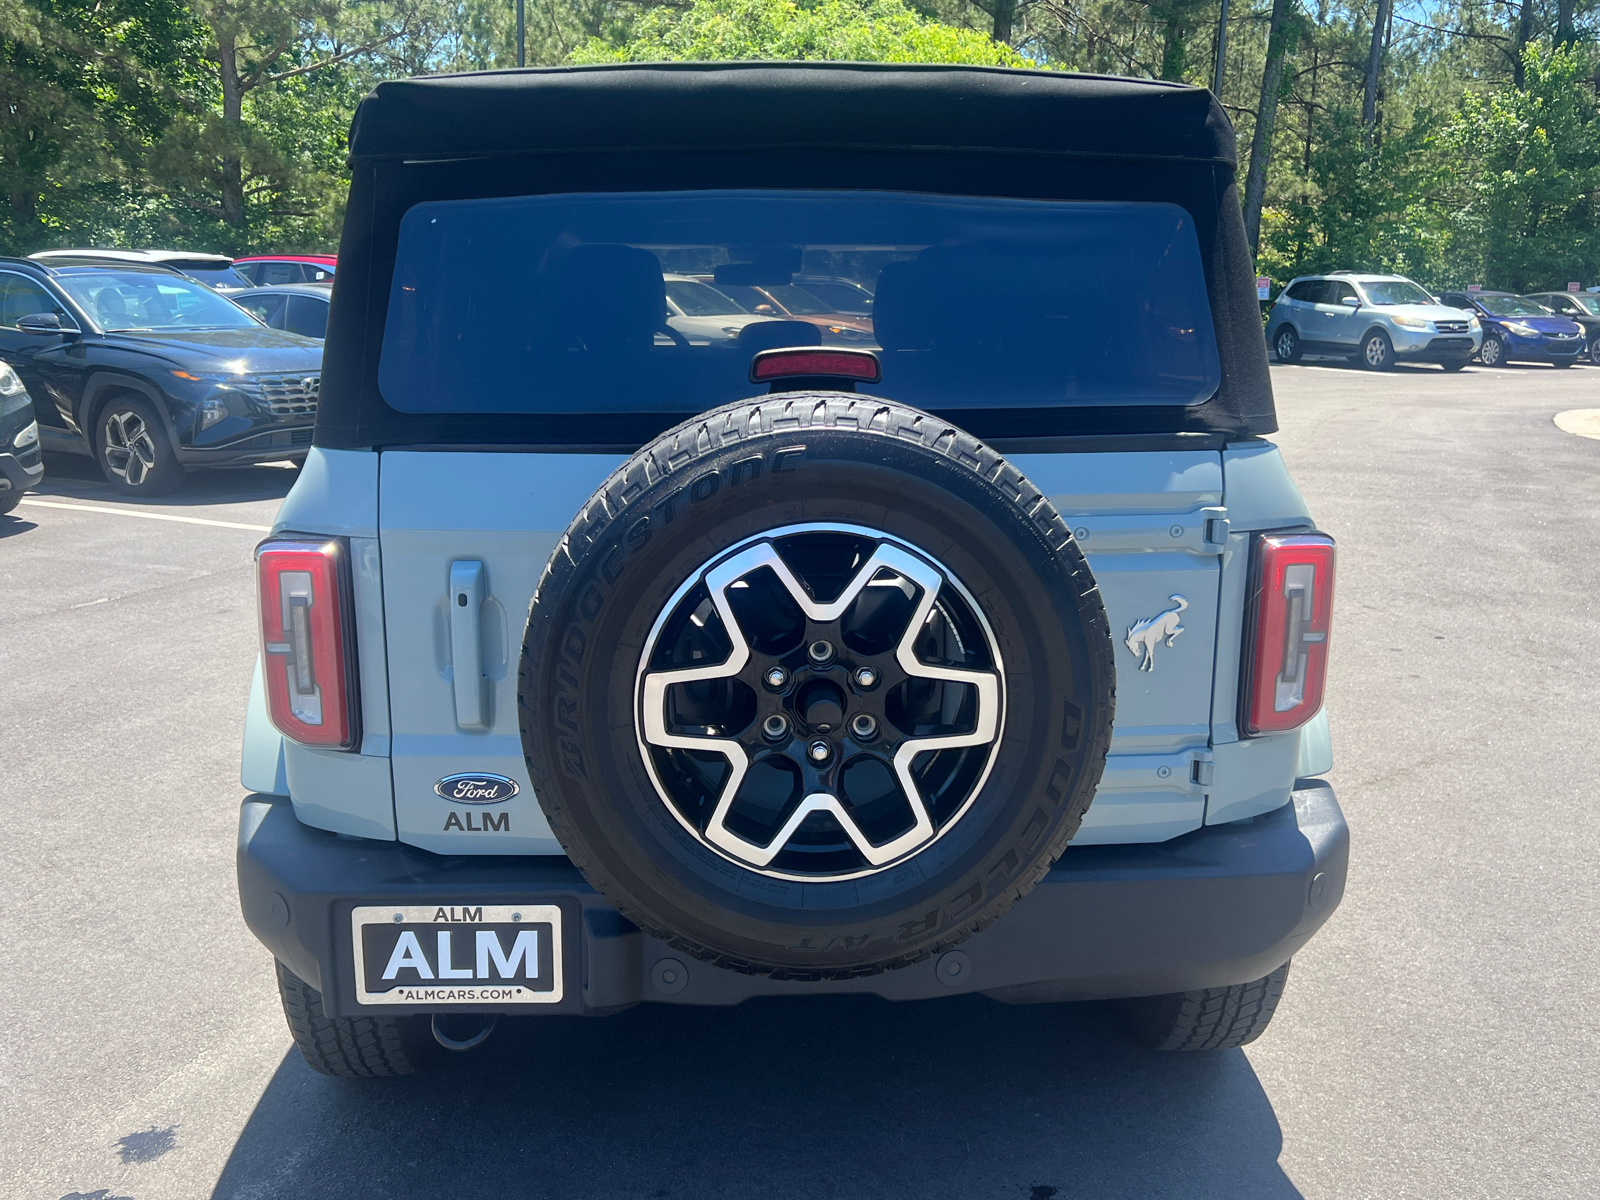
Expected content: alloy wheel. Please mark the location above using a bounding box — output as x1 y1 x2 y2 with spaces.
1481 336 1503 366
1364 335 1389 368
103 408 159 487
636 524 1004 882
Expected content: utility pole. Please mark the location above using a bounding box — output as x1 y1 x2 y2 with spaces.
517 0 525 67
1213 0 1231 96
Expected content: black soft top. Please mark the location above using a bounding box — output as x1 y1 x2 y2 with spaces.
349 63 1237 168
319 63 1275 450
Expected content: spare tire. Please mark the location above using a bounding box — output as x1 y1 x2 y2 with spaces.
520 395 1115 979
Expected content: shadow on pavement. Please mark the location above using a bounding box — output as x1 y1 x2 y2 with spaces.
35 451 299 506
211 993 1300 1200
0 509 41 538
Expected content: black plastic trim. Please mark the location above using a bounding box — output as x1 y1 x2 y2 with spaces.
237 781 1348 1016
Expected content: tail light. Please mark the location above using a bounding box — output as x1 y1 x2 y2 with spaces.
1243 533 1335 735
256 538 360 749
749 347 882 386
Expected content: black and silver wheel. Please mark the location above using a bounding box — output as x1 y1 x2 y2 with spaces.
521 395 1116 979
1272 325 1302 364
1360 329 1395 370
1588 334 1600 365
276 961 436 1076
1479 334 1506 367
1115 962 1292 1051
96 395 183 495
638 526 1004 877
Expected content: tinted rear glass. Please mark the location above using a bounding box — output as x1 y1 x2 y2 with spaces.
379 191 1220 415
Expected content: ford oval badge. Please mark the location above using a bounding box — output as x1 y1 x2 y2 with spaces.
434 773 520 804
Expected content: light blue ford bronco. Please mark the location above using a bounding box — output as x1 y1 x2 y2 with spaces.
237 63 1347 1075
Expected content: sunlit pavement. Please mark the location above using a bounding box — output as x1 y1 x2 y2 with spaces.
3 361 1598 1199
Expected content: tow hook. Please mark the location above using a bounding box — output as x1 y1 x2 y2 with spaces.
431 1012 499 1052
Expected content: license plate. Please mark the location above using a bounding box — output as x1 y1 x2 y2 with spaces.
352 904 563 1005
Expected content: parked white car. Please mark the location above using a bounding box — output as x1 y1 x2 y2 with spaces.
664 275 776 343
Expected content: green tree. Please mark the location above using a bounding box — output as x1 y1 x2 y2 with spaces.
1437 44 1600 290
569 0 1032 64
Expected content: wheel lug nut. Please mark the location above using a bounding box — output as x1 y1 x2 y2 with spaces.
764 666 789 690
854 666 878 689
807 739 832 764
807 640 836 666
762 714 790 742
850 713 878 741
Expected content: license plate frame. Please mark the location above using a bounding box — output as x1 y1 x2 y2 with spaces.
351 904 564 1006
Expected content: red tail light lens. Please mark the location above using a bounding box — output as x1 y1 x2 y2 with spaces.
749 347 882 384
1243 533 1335 735
256 538 360 749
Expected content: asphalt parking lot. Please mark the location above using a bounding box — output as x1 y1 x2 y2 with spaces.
3 359 1598 1200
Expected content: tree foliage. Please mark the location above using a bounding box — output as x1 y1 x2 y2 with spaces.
2 0 1598 291
570 0 1029 65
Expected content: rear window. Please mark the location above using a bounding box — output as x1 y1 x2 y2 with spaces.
379 190 1220 415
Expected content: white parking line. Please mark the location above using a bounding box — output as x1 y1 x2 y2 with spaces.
18 497 272 532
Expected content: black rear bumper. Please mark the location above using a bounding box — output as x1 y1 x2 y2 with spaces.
237 781 1348 1017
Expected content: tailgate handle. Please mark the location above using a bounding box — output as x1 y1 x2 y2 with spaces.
449 560 490 730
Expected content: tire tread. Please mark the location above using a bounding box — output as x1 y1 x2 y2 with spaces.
276 960 427 1076
1120 962 1291 1051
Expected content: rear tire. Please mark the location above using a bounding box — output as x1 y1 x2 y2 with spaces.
0 490 21 517
95 395 184 495
1440 358 1467 372
1552 357 1573 368
276 960 436 1077
1114 961 1291 1051
1272 326 1302 364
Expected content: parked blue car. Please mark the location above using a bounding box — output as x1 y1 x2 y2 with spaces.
1438 291 1585 367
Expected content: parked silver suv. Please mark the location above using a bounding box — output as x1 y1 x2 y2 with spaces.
1268 272 1481 370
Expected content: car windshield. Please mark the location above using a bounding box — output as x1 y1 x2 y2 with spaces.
175 263 252 289
1479 295 1552 317
1359 280 1433 306
54 268 260 331
379 190 1221 415
665 279 750 316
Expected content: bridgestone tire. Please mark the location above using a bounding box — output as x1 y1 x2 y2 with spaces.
1115 962 1291 1051
276 961 435 1077
520 394 1116 979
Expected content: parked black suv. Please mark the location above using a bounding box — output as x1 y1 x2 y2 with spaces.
0 257 323 495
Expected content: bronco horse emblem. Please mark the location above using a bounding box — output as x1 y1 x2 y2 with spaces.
1124 595 1188 672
